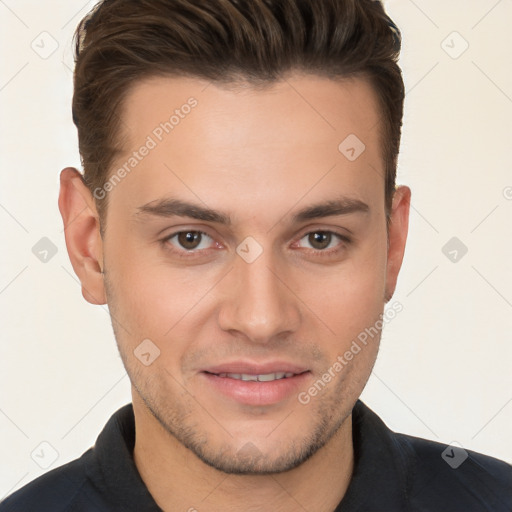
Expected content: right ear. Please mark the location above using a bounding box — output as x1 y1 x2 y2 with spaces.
58 167 106 305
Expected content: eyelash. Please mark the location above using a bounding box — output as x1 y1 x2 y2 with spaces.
160 229 351 259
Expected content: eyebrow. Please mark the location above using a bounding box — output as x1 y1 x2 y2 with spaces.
134 196 369 225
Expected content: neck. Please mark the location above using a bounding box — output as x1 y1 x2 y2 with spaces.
132 394 354 512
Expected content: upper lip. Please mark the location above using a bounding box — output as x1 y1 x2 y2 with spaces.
202 361 309 375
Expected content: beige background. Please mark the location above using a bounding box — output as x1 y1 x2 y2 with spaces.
1 0 511 498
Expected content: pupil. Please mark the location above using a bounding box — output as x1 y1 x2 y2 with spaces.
309 232 331 249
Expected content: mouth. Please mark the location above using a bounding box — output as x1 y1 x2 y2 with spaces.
207 371 298 382
200 363 311 406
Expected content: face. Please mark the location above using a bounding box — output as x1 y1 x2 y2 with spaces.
62 73 409 475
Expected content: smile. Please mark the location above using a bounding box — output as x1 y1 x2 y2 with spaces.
215 372 296 381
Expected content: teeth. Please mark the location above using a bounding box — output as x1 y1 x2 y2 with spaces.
258 372 283 381
218 372 296 381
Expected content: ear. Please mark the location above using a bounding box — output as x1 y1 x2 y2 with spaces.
385 185 411 302
58 167 106 305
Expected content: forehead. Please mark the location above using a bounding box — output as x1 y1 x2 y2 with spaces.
108 73 384 222
120 73 381 148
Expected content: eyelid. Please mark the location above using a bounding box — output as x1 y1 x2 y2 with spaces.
161 226 216 242
295 222 353 238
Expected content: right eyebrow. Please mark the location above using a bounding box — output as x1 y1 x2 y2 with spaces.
133 198 231 225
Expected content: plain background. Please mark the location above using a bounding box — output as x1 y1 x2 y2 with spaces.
1 0 511 499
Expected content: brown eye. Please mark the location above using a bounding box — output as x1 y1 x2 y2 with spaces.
177 231 203 249
295 231 350 255
307 231 332 250
166 231 213 251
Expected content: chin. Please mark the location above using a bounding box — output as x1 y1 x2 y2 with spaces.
154 403 346 476
186 437 324 475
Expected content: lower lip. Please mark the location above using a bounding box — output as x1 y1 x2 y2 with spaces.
201 372 311 406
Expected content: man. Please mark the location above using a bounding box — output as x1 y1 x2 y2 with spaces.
1 0 511 510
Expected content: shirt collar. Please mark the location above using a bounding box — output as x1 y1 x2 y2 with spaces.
85 403 162 511
336 400 410 511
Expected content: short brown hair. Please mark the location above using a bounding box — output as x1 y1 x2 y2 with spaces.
72 0 404 228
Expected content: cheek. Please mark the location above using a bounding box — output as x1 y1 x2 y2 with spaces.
104 239 173 336
302 234 387 343
106 242 221 347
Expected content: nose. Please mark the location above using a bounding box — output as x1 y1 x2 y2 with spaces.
217 249 301 344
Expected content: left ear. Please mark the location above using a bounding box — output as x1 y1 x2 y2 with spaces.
385 185 411 301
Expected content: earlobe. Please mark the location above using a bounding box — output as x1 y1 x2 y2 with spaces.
58 167 107 305
384 185 411 302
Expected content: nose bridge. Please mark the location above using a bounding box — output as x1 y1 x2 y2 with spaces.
218 246 301 342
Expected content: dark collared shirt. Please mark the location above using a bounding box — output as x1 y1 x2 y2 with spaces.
1 400 511 511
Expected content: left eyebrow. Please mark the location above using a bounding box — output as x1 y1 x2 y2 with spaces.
292 197 370 222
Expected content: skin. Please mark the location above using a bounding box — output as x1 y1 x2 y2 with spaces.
58 73 410 512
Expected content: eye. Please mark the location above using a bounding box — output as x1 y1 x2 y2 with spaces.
296 231 348 251
165 230 214 251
